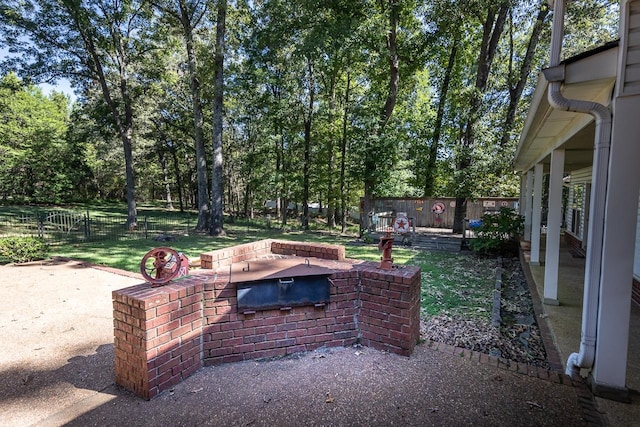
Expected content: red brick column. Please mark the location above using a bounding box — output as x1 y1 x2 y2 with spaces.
357 263 422 356
112 276 208 399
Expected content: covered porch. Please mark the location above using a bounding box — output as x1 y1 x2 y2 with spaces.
523 242 640 424
515 0 640 403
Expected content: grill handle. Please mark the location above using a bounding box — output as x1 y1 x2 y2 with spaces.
278 278 295 291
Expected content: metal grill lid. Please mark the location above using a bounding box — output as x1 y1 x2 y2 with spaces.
229 257 334 283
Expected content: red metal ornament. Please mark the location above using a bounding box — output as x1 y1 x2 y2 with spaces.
140 247 182 286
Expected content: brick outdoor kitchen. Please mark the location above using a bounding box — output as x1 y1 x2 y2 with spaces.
113 239 421 400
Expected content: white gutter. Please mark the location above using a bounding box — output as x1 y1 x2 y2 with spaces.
544 0 612 377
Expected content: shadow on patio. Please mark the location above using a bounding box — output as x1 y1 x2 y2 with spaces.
522 239 640 426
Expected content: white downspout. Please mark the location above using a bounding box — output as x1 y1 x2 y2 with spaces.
543 0 612 376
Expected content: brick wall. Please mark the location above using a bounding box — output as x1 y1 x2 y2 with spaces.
270 240 345 261
113 240 421 399
200 239 273 269
202 268 360 365
200 239 346 269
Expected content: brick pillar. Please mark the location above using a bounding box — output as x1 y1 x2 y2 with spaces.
357 263 421 356
113 276 207 399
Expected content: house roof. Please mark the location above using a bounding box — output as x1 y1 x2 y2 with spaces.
514 41 619 173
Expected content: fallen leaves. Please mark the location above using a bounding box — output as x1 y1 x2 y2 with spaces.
421 257 549 368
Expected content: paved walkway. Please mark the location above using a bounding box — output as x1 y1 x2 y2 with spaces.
0 256 607 426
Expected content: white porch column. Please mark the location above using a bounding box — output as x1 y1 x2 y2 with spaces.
544 149 564 305
530 163 544 265
524 170 534 241
519 174 525 214
591 96 640 399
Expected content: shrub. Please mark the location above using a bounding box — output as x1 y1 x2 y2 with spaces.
469 207 524 256
361 230 374 244
0 236 49 263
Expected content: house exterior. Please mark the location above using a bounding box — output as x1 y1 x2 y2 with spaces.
515 0 640 401
563 165 640 295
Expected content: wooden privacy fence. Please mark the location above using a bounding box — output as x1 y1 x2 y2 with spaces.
360 197 519 229
0 211 195 244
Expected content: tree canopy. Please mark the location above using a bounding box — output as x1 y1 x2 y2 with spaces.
0 0 619 231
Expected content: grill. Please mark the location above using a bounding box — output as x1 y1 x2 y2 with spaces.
230 257 333 313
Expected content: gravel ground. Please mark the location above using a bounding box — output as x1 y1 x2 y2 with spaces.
0 258 594 426
422 257 549 368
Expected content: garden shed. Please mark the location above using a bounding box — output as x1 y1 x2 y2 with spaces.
359 197 518 230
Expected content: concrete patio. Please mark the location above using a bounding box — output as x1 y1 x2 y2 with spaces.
523 240 640 426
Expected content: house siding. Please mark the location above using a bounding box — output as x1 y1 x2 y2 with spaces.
635 189 640 280
633 191 640 306
622 2 640 94
566 167 592 246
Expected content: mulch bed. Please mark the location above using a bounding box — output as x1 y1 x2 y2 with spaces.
421 257 549 368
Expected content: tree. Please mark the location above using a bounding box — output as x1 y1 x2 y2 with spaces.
499 2 549 150
422 9 460 198
0 0 159 225
0 73 88 202
210 0 226 236
151 0 212 230
452 2 509 233
360 0 401 232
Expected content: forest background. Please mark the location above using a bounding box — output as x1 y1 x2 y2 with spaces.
0 0 618 235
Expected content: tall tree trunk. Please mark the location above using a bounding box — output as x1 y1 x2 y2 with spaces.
271 83 284 223
425 35 458 198
159 149 174 210
362 0 400 233
302 59 314 230
500 2 549 148
88 35 137 227
452 4 509 233
275 122 282 221
327 71 337 229
340 73 351 234
210 0 227 236
280 133 288 227
243 181 251 218
151 120 175 210
162 159 174 210
171 146 184 211
58 3 137 226
178 1 210 231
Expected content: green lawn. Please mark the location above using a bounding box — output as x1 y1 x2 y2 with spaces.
2 204 497 323
51 227 417 271
51 231 496 323
412 251 497 321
